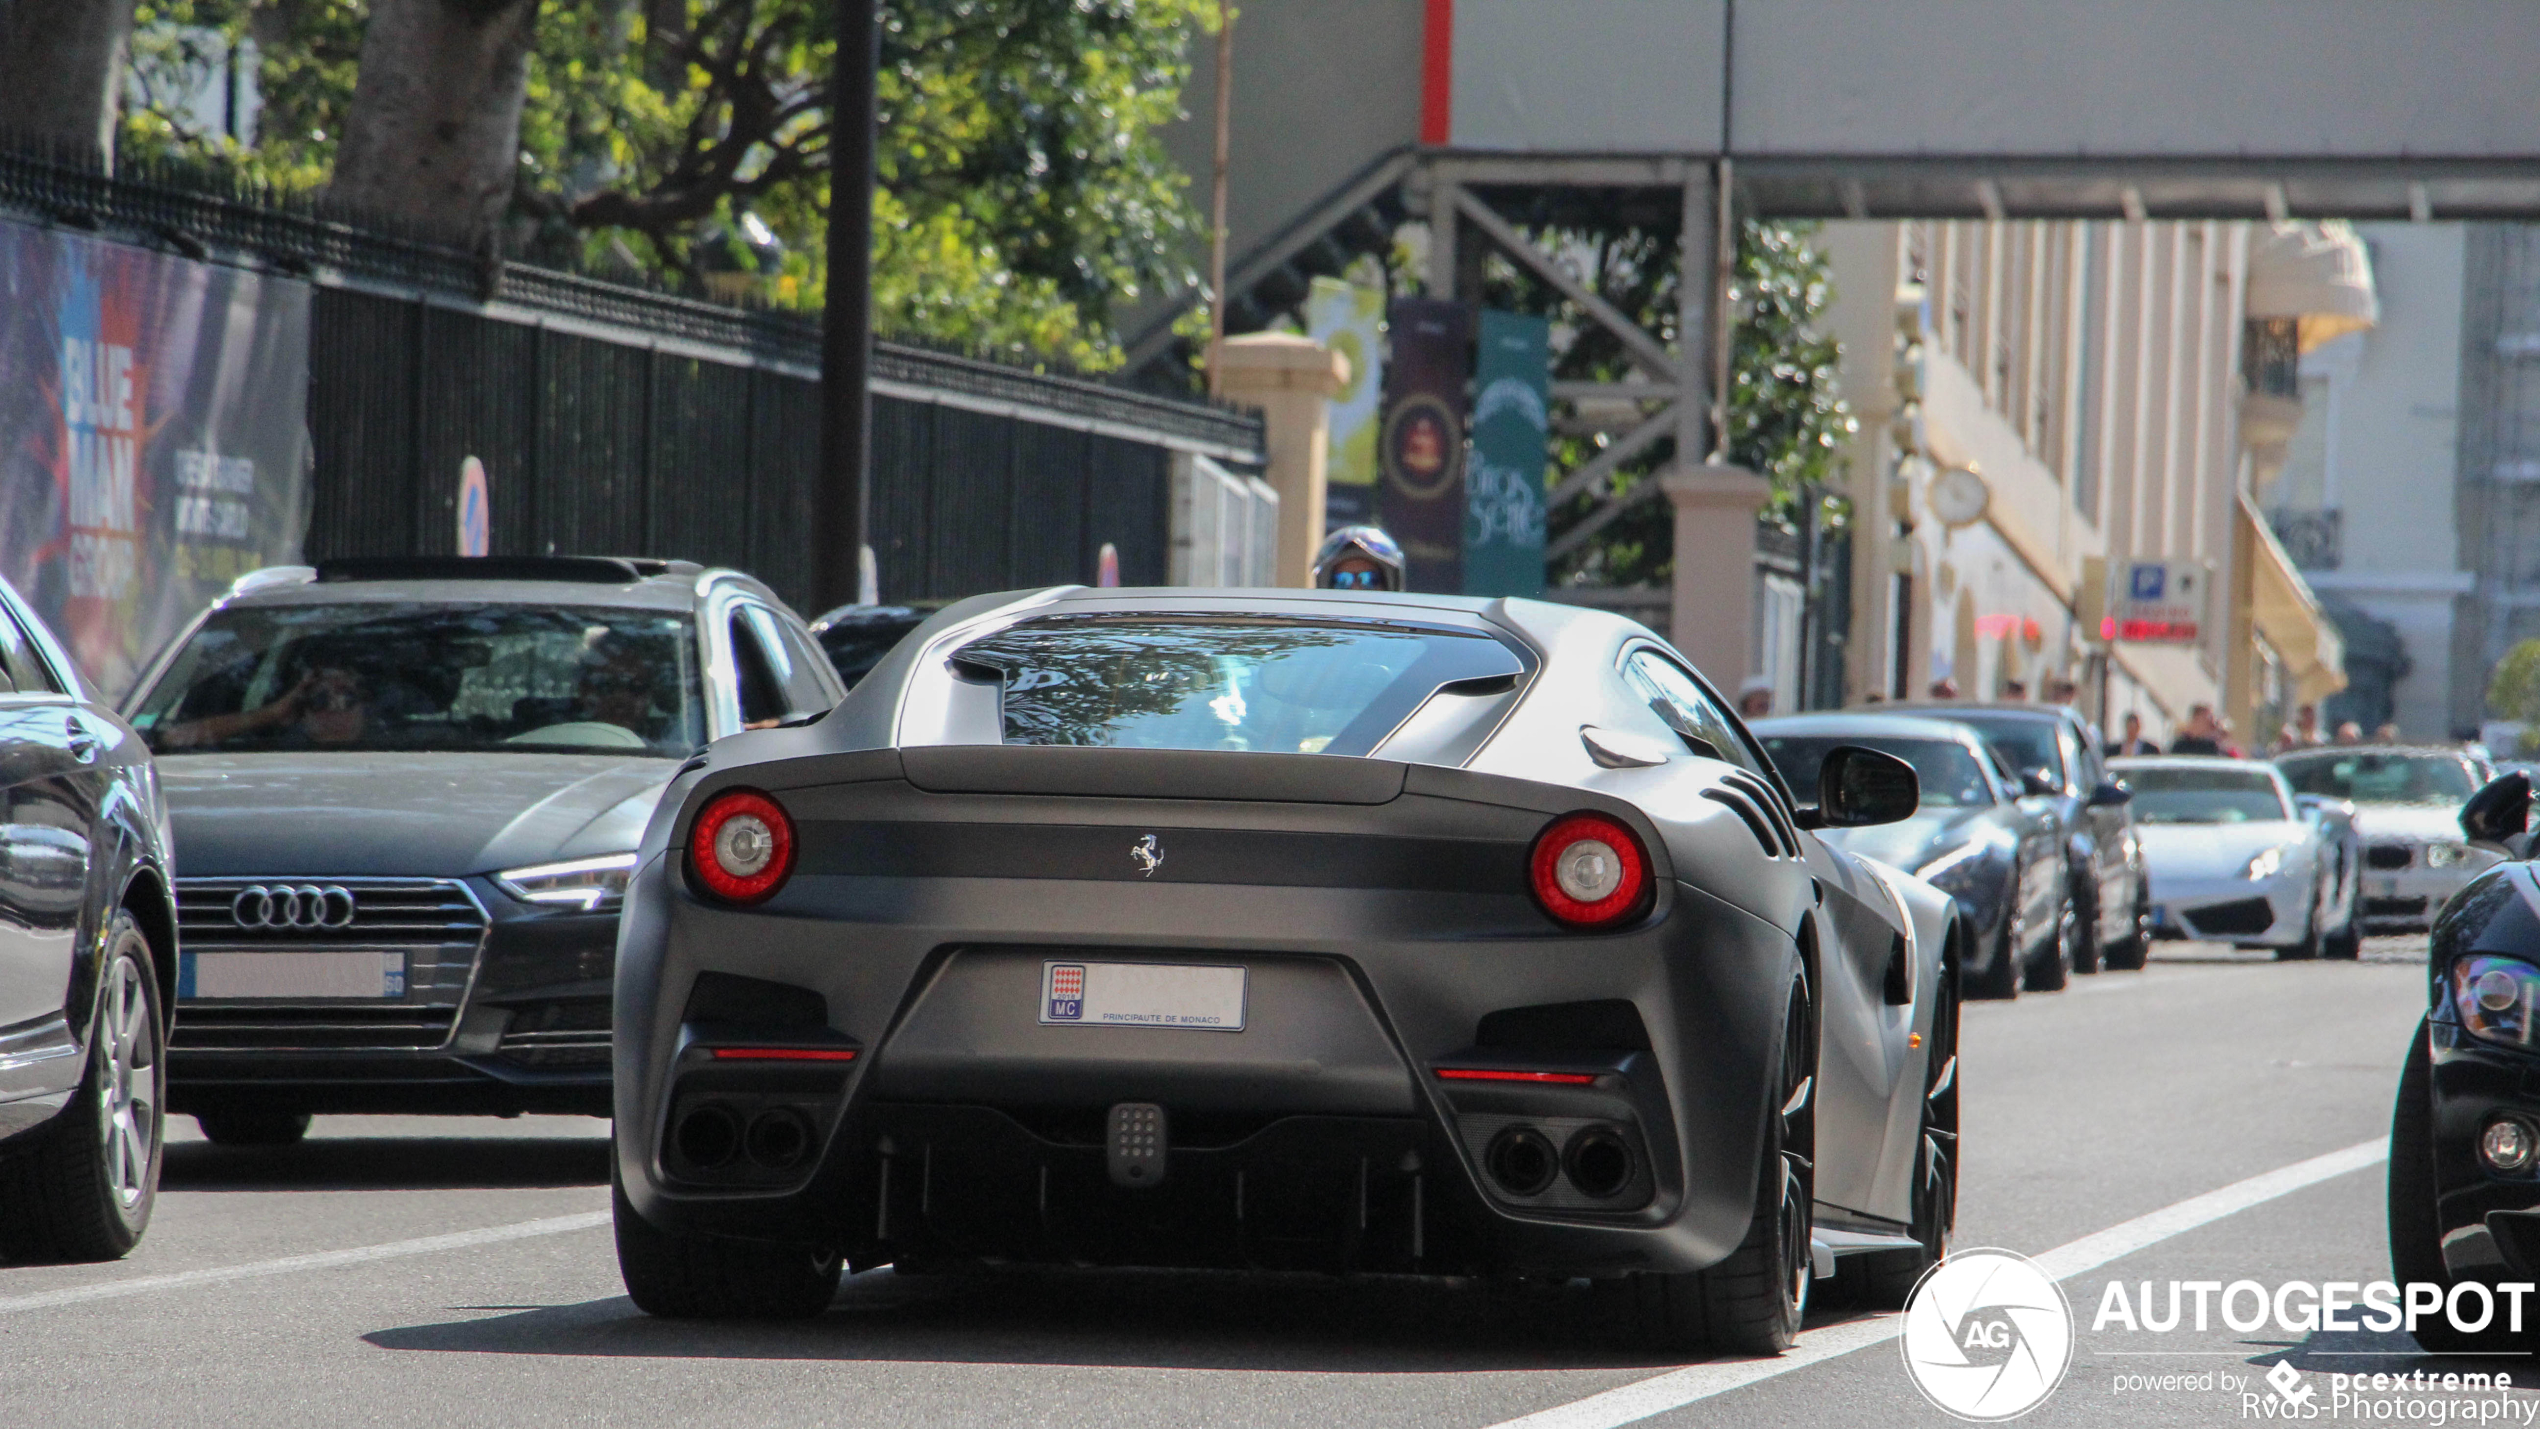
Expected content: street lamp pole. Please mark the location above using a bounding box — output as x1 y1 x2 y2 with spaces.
817 0 879 610
1204 2 1234 397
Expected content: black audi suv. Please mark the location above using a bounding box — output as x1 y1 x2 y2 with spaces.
121 556 841 1143
0 575 179 1262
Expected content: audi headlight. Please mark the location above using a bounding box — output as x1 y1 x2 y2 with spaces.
2428 842 2471 868
2454 956 2540 1047
496 852 639 912
2243 845 2285 881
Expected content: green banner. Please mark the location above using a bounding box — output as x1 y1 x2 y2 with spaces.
1464 310 1548 598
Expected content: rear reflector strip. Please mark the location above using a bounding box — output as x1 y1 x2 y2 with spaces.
709 1047 859 1062
1434 1068 1598 1086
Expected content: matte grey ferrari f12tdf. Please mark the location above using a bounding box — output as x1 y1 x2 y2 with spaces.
612 588 1963 1351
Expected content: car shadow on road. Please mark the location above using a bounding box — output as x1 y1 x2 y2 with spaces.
366 1265 1886 1374
163 1137 611 1192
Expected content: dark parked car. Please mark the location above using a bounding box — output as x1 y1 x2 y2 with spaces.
119 556 842 1144
0 576 179 1262
806 603 935 690
612 587 1962 1352
1755 713 2071 997
1895 702 2149 975
2388 770 2540 1352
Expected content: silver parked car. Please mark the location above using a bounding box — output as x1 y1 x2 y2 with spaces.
2114 757 2357 959
2274 745 2496 934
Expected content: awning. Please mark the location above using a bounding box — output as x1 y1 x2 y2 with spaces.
2239 495 2348 703
2246 221 2379 353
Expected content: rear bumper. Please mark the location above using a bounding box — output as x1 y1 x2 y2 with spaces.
613 854 1800 1279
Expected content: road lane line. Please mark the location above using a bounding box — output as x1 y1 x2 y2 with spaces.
1484 1135 2391 1429
0 1209 611 1316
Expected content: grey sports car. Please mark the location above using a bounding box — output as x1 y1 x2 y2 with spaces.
611 586 1964 1352
120 556 842 1142
1753 713 2071 999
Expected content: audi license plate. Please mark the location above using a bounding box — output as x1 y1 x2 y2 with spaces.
1039 961 1246 1031
180 951 407 1000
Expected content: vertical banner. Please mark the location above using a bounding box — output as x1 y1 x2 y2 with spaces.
1464 310 1548 597
1303 277 1384 530
0 221 310 694
1377 297 1471 592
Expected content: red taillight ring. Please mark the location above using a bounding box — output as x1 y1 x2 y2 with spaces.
688 788 796 905
1528 812 1650 931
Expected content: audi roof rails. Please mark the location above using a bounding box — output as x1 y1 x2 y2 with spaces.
311 556 703 585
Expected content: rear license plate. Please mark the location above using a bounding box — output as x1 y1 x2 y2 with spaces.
1039 961 1246 1031
180 951 407 1000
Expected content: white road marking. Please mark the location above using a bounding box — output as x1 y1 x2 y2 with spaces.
0 1209 611 1316
1484 1135 2390 1429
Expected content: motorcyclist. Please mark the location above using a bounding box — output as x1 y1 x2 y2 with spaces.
1311 526 1407 592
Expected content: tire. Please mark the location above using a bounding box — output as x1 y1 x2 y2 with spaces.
2069 871 2103 976
194 1111 312 1148
2387 1020 2528 1354
0 913 164 1265
2024 900 2074 992
2324 921 2364 960
2276 898 2322 962
614 1174 841 1319
1844 942 1960 1308
1609 974 1815 1354
2102 881 2152 972
1967 906 2021 1002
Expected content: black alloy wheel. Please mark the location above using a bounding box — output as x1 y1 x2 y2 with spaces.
2069 870 2104 976
1608 969 1818 1353
0 913 165 1264
2024 899 2074 993
2103 879 2152 972
1967 902 2022 1001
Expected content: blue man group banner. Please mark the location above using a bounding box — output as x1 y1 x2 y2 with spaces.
0 221 311 693
1376 298 1471 592
1464 310 1548 598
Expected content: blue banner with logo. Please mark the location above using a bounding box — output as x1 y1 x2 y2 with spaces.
0 220 310 694
1464 310 1548 598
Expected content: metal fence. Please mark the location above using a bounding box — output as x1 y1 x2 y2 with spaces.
0 141 1264 614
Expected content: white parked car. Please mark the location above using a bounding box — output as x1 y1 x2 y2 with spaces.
2274 745 2496 934
2113 757 2357 959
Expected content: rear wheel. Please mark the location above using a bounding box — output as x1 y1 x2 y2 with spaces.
614 1174 841 1319
2069 872 2103 976
194 1111 312 1148
2276 897 2322 962
0 914 164 1264
2024 900 2074 992
1609 973 1815 1354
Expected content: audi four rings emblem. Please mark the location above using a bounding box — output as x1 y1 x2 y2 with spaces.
231 884 358 931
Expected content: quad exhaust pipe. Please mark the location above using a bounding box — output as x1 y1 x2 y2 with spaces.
1483 1122 1638 1200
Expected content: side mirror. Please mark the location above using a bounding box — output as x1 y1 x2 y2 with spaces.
1817 745 1921 828
2087 780 2132 808
2461 771 2533 855
2019 769 2061 799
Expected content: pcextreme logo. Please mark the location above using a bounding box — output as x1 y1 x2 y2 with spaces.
1901 1248 2076 1421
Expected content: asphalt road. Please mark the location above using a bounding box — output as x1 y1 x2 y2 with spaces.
0 939 2479 1428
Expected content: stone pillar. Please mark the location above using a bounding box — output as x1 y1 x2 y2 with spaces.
1663 464 1773 687
1219 333 1351 587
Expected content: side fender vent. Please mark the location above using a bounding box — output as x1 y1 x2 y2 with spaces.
1883 935 1913 1006
1703 787 1781 859
1720 772 1801 857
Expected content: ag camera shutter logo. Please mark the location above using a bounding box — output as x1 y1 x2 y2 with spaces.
1901 1248 2074 1421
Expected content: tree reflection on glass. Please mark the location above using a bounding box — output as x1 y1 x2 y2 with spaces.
958 618 1440 753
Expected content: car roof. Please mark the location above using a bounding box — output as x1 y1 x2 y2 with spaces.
1748 713 1985 745
1885 700 2083 724
2110 755 2285 775
2274 744 2476 762
214 557 763 615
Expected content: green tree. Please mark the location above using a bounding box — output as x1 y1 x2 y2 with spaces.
120 0 1212 367
2489 638 2540 753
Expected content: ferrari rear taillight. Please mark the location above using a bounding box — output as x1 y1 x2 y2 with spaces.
1528 812 1650 931
688 788 796 904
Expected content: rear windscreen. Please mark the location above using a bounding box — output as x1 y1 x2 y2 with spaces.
953 616 1525 756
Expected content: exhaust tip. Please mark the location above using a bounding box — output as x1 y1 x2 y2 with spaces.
673 1102 741 1170
1563 1123 1637 1200
1485 1125 1559 1197
745 1107 813 1171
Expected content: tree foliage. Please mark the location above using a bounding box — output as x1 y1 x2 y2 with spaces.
2489 639 2540 752
119 0 1212 367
